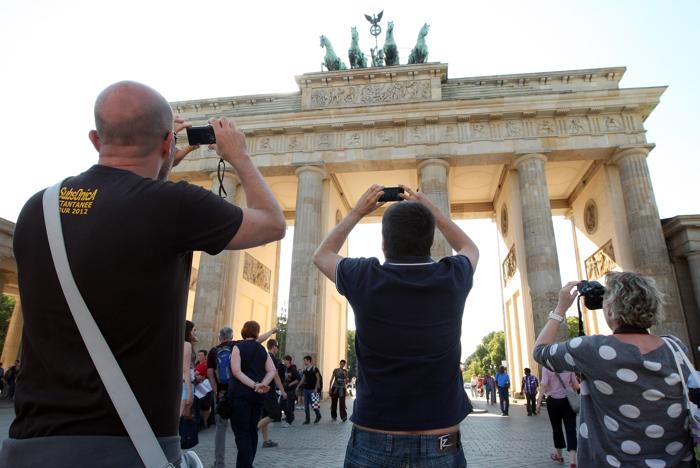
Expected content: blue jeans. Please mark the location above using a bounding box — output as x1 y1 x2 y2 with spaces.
344 426 467 468
304 389 321 422
229 398 262 468
497 386 509 414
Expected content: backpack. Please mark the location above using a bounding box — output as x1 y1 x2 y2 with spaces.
215 344 233 385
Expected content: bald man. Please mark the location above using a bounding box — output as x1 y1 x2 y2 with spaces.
2 81 286 467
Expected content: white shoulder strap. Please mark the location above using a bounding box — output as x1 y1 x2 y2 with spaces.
662 337 700 402
42 182 173 468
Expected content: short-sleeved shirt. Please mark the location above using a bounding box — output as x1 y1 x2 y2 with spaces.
336 254 474 431
535 334 695 467
11 165 243 438
522 374 539 394
495 372 510 388
540 367 575 399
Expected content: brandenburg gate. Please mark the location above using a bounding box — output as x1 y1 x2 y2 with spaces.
1 63 698 389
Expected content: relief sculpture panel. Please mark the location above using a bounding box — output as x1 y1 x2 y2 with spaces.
243 253 271 293
502 245 517 286
308 80 432 109
585 240 618 280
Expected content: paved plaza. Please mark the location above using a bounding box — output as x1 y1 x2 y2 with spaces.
0 393 561 467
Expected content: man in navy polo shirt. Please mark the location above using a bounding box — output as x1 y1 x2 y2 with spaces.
313 184 479 467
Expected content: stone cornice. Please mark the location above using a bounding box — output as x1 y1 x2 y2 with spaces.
295 62 448 86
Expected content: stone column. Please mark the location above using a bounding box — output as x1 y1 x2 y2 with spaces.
418 159 452 259
612 147 689 342
1 299 23 364
191 172 239 347
514 153 565 340
687 252 700 327
286 166 327 362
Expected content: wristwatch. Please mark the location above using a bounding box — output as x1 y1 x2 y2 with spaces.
548 311 565 323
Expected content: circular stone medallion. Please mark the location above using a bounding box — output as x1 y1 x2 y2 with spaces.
501 205 509 236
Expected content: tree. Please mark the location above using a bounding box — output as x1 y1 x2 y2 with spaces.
0 294 15 353
566 316 581 338
276 312 288 356
463 331 506 380
346 330 357 378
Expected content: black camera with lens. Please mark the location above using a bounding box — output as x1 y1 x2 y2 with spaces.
577 280 605 310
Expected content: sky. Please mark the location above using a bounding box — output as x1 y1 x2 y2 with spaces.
1 1 698 358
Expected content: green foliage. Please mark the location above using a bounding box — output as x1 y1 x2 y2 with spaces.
566 316 580 339
276 314 287 356
346 330 357 378
0 295 15 354
463 331 506 380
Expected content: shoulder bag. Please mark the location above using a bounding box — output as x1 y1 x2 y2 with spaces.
554 372 581 414
43 182 202 468
662 336 700 464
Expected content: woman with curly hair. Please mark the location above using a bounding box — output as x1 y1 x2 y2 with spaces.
533 272 695 467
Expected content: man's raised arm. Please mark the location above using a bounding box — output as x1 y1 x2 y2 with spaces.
208 118 286 250
400 185 479 269
313 185 385 283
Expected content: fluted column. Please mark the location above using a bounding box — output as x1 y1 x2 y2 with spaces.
1 299 23 364
191 172 240 347
612 147 688 341
418 159 451 259
286 166 327 362
514 153 565 339
687 253 700 327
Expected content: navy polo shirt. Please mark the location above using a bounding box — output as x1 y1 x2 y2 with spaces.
336 254 474 431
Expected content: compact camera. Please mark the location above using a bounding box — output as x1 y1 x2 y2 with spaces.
378 187 404 202
186 125 216 145
577 280 605 310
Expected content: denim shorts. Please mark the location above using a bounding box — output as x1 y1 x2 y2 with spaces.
344 426 467 468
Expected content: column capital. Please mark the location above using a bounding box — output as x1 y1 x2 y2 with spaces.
294 165 328 179
513 153 547 169
417 158 450 172
610 144 654 165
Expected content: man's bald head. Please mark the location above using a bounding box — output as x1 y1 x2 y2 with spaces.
94 81 173 154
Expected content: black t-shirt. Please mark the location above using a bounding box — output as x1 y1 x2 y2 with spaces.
302 366 320 390
229 340 268 403
11 165 243 438
336 255 474 431
283 365 301 391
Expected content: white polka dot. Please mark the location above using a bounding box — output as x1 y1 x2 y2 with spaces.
570 336 583 348
619 404 640 418
644 460 666 468
645 424 664 438
565 353 576 366
682 452 693 461
643 389 665 401
667 403 683 418
550 343 559 355
643 360 662 371
665 373 681 385
604 415 619 432
621 440 641 454
616 369 638 382
665 441 683 455
579 422 588 438
580 380 590 396
594 380 614 395
599 345 617 360
606 455 621 467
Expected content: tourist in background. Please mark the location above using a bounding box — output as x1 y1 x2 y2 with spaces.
522 367 539 416
229 321 276 468
193 349 212 428
181 320 197 418
470 375 478 398
281 355 301 426
534 273 695 467
536 366 578 465
495 366 510 416
257 339 287 449
329 359 349 422
298 355 323 424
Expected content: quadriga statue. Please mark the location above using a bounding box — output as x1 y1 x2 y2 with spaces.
408 23 430 64
320 35 348 71
383 21 399 66
348 27 368 69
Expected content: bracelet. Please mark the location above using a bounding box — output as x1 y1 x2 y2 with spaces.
548 311 565 323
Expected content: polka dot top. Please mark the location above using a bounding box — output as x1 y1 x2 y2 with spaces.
534 335 694 467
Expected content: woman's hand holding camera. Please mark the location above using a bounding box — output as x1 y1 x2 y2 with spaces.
554 281 580 316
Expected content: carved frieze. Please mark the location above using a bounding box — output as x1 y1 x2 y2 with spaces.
316 133 332 149
243 253 271 293
470 122 490 140
375 129 395 145
308 80 432 109
502 244 517 286
585 240 618 280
